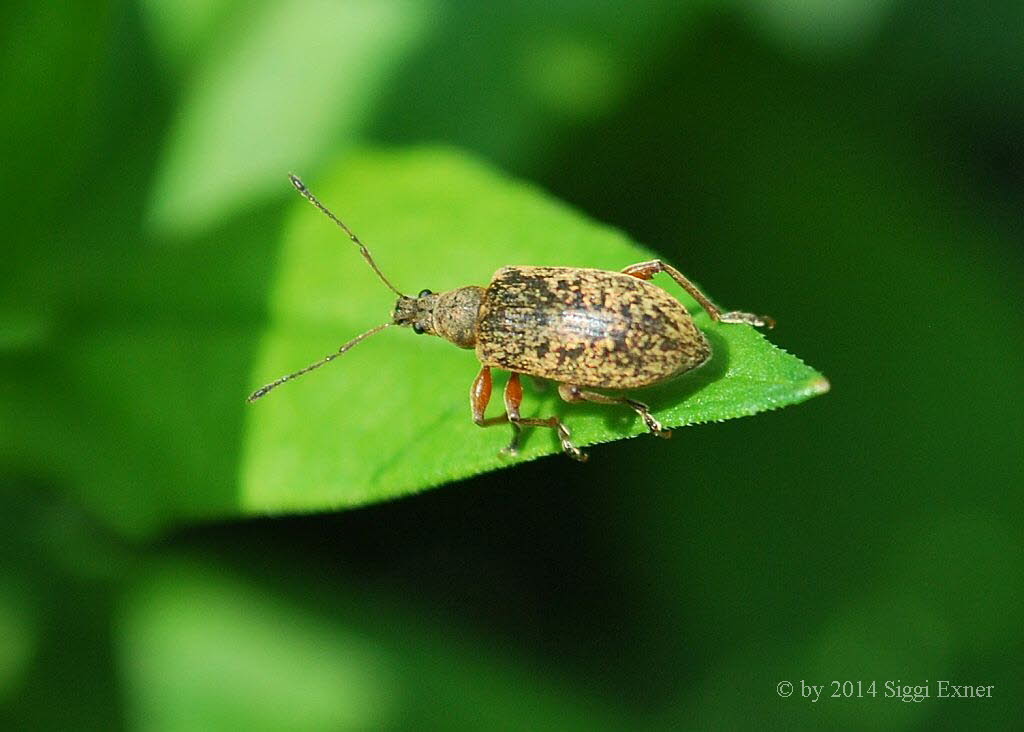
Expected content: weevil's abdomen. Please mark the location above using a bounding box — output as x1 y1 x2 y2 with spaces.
475 266 710 389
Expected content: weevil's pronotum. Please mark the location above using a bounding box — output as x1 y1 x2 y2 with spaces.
248 175 776 462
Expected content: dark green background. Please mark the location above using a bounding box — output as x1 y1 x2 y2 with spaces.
2 1 1022 729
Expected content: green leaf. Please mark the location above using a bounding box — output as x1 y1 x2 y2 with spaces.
241 147 827 514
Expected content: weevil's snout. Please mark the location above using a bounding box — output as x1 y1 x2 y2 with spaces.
392 291 439 336
392 295 416 326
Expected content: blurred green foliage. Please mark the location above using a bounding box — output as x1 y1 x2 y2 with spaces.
2 0 1022 730
147 0 426 235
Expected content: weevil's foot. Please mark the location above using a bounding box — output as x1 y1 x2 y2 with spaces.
721 311 775 329
563 443 588 462
554 424 587 462
641 413 671 438
499 444 520 459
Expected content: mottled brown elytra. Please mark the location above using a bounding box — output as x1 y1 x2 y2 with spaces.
247 175 775 462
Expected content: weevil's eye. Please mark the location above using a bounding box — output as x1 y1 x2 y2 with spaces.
418 288 433 298
412 323 426 335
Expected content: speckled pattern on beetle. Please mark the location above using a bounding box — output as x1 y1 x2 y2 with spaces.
248 175 776 462
476 266 710 390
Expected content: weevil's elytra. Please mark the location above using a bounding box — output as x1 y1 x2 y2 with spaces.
248 175 776 462
477 266 709 390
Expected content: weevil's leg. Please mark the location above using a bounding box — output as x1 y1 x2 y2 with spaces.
471 366 509 427
621 260 775 328
558 384 672 439
505 372 587 462
501 371 524 455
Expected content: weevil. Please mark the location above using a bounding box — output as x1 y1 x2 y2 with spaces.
247 175 775 462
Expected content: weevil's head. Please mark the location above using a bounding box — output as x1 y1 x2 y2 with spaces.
393 286 485 349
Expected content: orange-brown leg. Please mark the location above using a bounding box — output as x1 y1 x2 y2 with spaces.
622 259 775 328
504 372 587 462
471 366 508 427
558 384 671 439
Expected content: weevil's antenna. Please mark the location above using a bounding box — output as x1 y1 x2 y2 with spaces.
289 174 405 297
246 322 392 403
